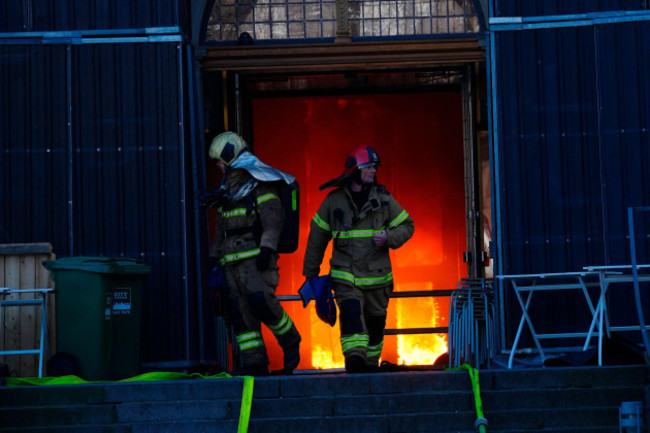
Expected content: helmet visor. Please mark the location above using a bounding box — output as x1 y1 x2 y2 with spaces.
357 161 379 169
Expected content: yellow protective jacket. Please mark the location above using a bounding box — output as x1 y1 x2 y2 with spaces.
210 168 284 265
302 183 414 289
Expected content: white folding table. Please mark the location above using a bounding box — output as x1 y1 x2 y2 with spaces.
497 272 601 368
583 264 650 366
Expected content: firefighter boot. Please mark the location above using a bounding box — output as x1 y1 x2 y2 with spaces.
270 343 300 375
345 355 366 373
283 342 301 373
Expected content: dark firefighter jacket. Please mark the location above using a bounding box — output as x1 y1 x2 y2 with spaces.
210 168 284 264
303 183 414 289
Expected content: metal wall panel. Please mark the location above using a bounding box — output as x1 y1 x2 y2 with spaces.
0 2 25 32
0 40 203 369
70 42 197 366
492 26 604 348
0 45 70 247
596 22 650 264
494 26 603 276
0 0 180 32
492 20 650 348
493 0 647 18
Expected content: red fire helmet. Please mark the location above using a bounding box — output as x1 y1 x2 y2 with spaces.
319 145 381 190
344 145 381 175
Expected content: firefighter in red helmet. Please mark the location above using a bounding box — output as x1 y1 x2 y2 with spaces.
302 145 414 372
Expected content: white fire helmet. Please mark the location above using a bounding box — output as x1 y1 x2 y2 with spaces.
209 131 248 166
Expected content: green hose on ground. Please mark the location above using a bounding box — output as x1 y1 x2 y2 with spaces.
448 363 488 433
237 375 254 433
6 372 254 433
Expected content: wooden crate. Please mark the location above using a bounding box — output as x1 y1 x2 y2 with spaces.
0 243 56 377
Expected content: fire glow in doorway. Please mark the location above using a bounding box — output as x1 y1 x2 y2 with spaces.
253 91 467 370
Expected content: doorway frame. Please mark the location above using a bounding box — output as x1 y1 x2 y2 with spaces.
199 38 489 370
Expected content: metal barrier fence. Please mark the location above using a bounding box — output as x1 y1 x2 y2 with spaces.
448 278 496 369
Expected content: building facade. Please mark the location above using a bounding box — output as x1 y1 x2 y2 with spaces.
1 0 648 372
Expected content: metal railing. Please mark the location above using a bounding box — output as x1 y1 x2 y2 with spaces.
278 288 454 337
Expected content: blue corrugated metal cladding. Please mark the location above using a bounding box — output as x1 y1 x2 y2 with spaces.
0 0 180 32
0 0 208 371
0 41 202 369
493 17 650 349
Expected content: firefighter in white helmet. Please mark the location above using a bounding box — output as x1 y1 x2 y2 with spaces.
208 131 301 376
302 145 414 372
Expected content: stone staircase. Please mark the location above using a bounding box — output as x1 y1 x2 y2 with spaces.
0 364 648 433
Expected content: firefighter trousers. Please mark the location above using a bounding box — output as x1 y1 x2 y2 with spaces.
333 282 391 367
224 257 301 368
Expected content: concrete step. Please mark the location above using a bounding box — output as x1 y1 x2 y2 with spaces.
0 365 647 433
0 378 244 406
482 385 644 409
478 364 649 389
489 428 619 433
0 393 633 431
2 365 645 406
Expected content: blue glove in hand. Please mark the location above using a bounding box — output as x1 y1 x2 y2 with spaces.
255 247 273 271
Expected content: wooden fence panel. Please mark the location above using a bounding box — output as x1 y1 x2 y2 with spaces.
0 243 56 377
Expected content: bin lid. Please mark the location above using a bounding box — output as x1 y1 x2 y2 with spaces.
42 257 151 275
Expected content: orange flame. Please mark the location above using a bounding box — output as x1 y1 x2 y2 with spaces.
309 304 344 369
395 293 448 366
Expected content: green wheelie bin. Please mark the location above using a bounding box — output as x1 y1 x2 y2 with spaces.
42 257 151 381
